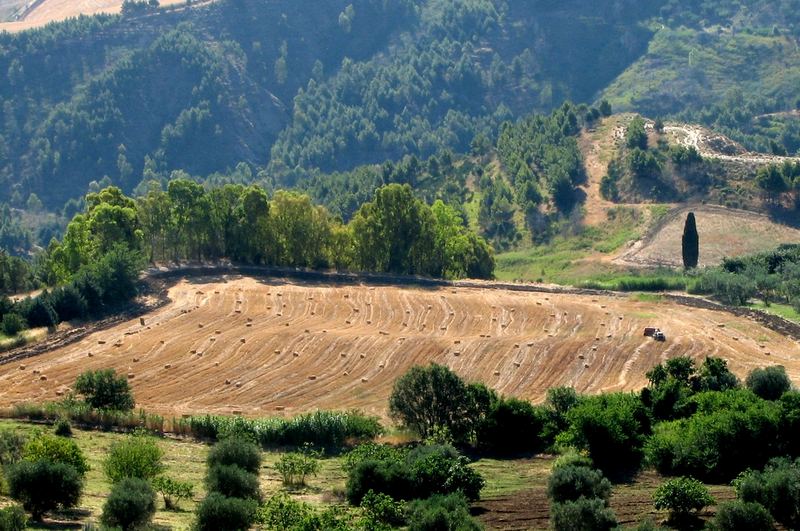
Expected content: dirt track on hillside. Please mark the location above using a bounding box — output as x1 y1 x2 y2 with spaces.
614 204 800 268
0 274 796 419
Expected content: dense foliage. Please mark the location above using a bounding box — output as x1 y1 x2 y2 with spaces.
101 477 157 531
74 369 135 412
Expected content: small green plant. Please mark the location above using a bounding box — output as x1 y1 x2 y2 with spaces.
547 465 612 504
653 476 715 522
101 477 157 531
53 418 73 437
1 313 26 336
206 437 261 474
0 504 27 531
713 500 775 530
550 497 618 531
0 429 26 466
258 492 313 530
275 452 319 488
205 464 261 500
22 432 88 476
103 432 164 483
152 475 194 510
360 490 405 528
195 493 258 531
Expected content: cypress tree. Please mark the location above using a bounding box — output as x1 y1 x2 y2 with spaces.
682 212 699 269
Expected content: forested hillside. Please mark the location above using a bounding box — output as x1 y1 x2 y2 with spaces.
0 0 799 249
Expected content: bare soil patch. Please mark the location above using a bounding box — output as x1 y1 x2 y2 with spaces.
615 204 800 268
0 275 796 419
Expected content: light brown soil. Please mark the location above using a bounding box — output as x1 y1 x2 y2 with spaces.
0 275 797 419
615 204 800 268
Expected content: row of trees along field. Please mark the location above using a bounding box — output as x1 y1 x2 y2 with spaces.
0 180 493 340
2 352 799 529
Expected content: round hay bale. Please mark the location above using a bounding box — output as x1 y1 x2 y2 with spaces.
493 371 500 376
164 364 171 369
308 375 317 380
18 365 25 370
127 373 135 379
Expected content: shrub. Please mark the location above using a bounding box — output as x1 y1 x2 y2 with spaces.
550 497 618 531
476 397 544 455
0 429 26 465
346 458 414 505
746 366 792 401
54 418 73 437
23 433 88 476
101 477 156 530
406 493 482 531
552 450 593 471
74 368 135 411
207 437 262 474
712 501 775 531
389 363 492 444
6 460 83 520
342 443 403 473
653 477 714 521
564 393 650 476
735 459 800 528
547 465 612 504
275 452 319 487
0 504 27 531
258 492 313 530
1 313 26 336
411 449 484 502
50 284 89 321
360 490 405 528
19 297 58 329
645 390 783 482
195 493 258 531
104 433 164 483
206 464 261 500
152 475 194 510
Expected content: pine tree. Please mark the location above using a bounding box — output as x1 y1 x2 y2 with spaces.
682 212 699 269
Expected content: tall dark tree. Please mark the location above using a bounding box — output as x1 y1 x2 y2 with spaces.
682 212 699 269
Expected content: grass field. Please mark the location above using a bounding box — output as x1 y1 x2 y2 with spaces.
748 301 800 324
0 419 740 530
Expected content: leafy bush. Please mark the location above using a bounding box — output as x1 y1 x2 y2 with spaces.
101 477 156 531
406 493 483 531
152 475 194 510
205 464 261 500
653 477 714 520
1 313 26 336
550 497 618 531
183 410 382 448
74 368 135 411
360 490 405 528
563 393 651 476
104 433 164 482
346 459 413 505
0 504 27 531
195 493 258 531
258 492 313 530
645 390 783 482
712 501 775 531
275 452 319 487
389 363 493 444
54 418 72 437
18 297 58 329
342 443 403 473
552 450 593 471
0 429 26 465
49 285 89 322
735 458 800 528
6 460 83 520
746 366 792 401
23 433 88 476
207 437 261 474
476 397 544 455
547 465 612 504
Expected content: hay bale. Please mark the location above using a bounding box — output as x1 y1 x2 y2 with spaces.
127 373 135 379
160 340 165 344
341 353 347 357
274 350 281 354
308 375 317 380
493 371 500 376
584 364 590 368
293 352 300 357
360 354 366 359
40 375 47 381
98 340 106 345
361 378 369 383
246 323 252 328
513 362 521 367
18 365 25 370
139 318 146 326
235 382 242 388
379 362 385 368
367 320 372 325
133 358 139 363
88 353 94 357
275 406 285 411
164 364 172 369
453 352 461 357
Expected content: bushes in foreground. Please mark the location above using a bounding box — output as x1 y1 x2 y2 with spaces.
101 477 157 531
6 460 83 520
103 432 164 483
653 477 714 523
183 410 382 448
195 493 258 531
0 505 27 531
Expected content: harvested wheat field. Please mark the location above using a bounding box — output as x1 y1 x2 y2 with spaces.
0 275 798 419
616 204 800 268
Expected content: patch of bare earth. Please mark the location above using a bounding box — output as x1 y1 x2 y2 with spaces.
0 275 797 419
615 204 800 268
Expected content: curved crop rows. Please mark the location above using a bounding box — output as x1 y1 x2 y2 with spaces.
0 276 797 418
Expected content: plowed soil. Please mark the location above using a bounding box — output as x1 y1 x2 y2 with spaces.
0 275 797 418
